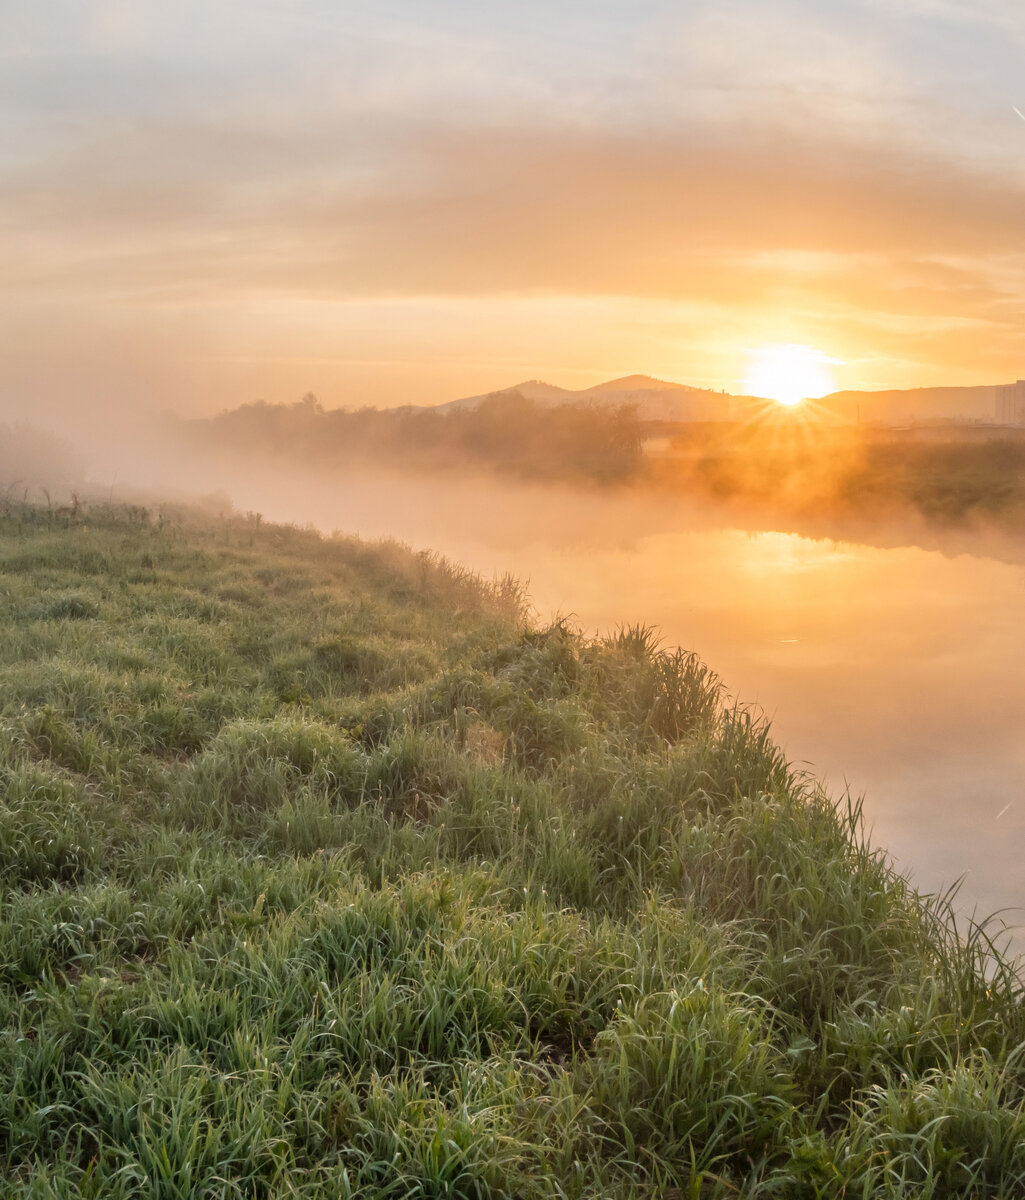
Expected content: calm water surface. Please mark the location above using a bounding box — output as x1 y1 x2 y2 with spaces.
223 469 1025 951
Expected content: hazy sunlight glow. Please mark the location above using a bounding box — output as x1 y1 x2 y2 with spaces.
742 344 840 406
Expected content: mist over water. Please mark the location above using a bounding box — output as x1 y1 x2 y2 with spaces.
191 460 1024 951
12 417 1025 954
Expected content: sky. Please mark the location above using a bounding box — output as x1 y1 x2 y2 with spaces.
3 0 1025 421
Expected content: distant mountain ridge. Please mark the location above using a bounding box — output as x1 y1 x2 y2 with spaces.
438 375 1008 425
440 375 729 422
815 385 998 425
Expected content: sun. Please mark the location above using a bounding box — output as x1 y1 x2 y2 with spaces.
741 344 840 407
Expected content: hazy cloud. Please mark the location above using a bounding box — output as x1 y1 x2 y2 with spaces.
3 0 1025 418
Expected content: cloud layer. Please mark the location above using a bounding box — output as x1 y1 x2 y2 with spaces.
3 1 1025 420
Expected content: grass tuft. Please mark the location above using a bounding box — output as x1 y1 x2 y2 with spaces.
0 499 1020 1196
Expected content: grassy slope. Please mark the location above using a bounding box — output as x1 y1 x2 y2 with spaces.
0 502 1022 1198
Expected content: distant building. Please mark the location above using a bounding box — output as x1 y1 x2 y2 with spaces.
996 380 1025 425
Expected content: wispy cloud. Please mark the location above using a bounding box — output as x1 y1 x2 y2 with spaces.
2 1 1025 417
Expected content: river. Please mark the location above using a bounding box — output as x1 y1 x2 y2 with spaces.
201 465 1025 955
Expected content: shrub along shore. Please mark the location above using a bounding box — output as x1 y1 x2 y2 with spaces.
0 500 1022 1197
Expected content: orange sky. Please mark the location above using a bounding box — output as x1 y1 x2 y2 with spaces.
2 2 1025 422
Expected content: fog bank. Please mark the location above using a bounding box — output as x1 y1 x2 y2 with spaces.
4 419 1024 952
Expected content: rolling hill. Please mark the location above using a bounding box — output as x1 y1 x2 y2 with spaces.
439 375 1007 426
440 375 732 422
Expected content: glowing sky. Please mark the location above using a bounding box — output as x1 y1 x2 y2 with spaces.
3 1 1025 420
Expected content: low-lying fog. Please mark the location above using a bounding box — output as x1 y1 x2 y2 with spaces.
9 419 1025 955
193 458 1024 952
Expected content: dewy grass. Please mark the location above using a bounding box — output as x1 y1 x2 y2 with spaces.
0 498 1021 1197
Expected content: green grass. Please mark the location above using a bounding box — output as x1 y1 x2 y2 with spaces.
0 499 1022 1197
